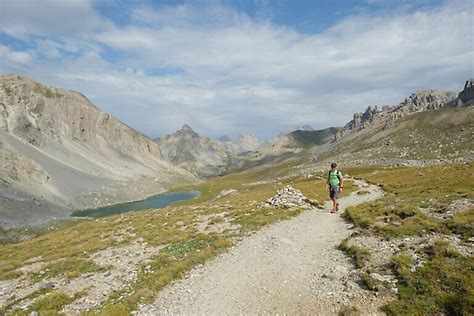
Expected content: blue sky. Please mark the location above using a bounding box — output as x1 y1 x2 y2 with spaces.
0 0 472 140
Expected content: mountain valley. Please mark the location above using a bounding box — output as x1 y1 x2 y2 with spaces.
0 76 472 315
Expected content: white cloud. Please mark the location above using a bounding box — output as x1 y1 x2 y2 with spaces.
36 39 63 58
0 45 35 65
0 0 472 140
0 0 111 39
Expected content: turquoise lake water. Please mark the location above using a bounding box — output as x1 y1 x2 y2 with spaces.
72 191 201 218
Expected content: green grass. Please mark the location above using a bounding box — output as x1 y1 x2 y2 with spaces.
384 242 474 315
170 159 299 203
0 288 52 315
345 162 473 239
341 162 474 314
338 238 371 268
32 257 106 281
446 209 474 240
162 237 218 259
0 219 83 245
13 291 85 316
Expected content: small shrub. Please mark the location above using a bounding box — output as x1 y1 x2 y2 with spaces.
446 208 474 240
360 272 378 291
339 305 360 316
338 238 371 268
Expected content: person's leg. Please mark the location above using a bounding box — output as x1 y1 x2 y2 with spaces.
333 187 340 212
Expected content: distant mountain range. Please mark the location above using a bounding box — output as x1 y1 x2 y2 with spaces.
153 79 473 176
154 123 339 176
1 74 472 228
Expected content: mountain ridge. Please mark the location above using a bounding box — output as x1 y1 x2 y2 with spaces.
0 74 197 227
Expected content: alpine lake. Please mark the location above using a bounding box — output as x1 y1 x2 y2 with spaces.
72 191 201 218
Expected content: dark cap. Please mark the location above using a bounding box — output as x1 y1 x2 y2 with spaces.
331 162 337 168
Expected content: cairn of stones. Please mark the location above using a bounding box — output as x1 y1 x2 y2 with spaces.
265 185 319 209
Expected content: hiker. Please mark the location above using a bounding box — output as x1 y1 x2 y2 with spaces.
326 162 343 213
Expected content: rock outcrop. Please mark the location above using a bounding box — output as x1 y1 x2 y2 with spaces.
334 89 458 140
0 74 197 227
456 79 474 105
1 76 164 158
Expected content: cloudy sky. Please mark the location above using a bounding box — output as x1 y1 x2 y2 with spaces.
0 0 472 140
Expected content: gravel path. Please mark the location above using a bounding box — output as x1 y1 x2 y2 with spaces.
138 181 384 315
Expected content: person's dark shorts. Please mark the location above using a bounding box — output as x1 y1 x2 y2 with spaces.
329 186 340 199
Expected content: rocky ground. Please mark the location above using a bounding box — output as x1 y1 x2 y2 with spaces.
0 238 163 313
137 181 390 315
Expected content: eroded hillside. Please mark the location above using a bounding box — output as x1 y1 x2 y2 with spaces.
0 75 197 227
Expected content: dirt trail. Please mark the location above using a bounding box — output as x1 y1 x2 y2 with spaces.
138 181 386 315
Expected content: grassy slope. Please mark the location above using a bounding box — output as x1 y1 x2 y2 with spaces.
344 162 473 315
0 159 356 315
288 127 339 148
318 106 474 161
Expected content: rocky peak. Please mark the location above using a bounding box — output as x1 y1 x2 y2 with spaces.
398 89 456 111
176 124 199 138
334 88 457 140
235 131 261 150
155 124 231 177
458 79 474 104
0 74 163 159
